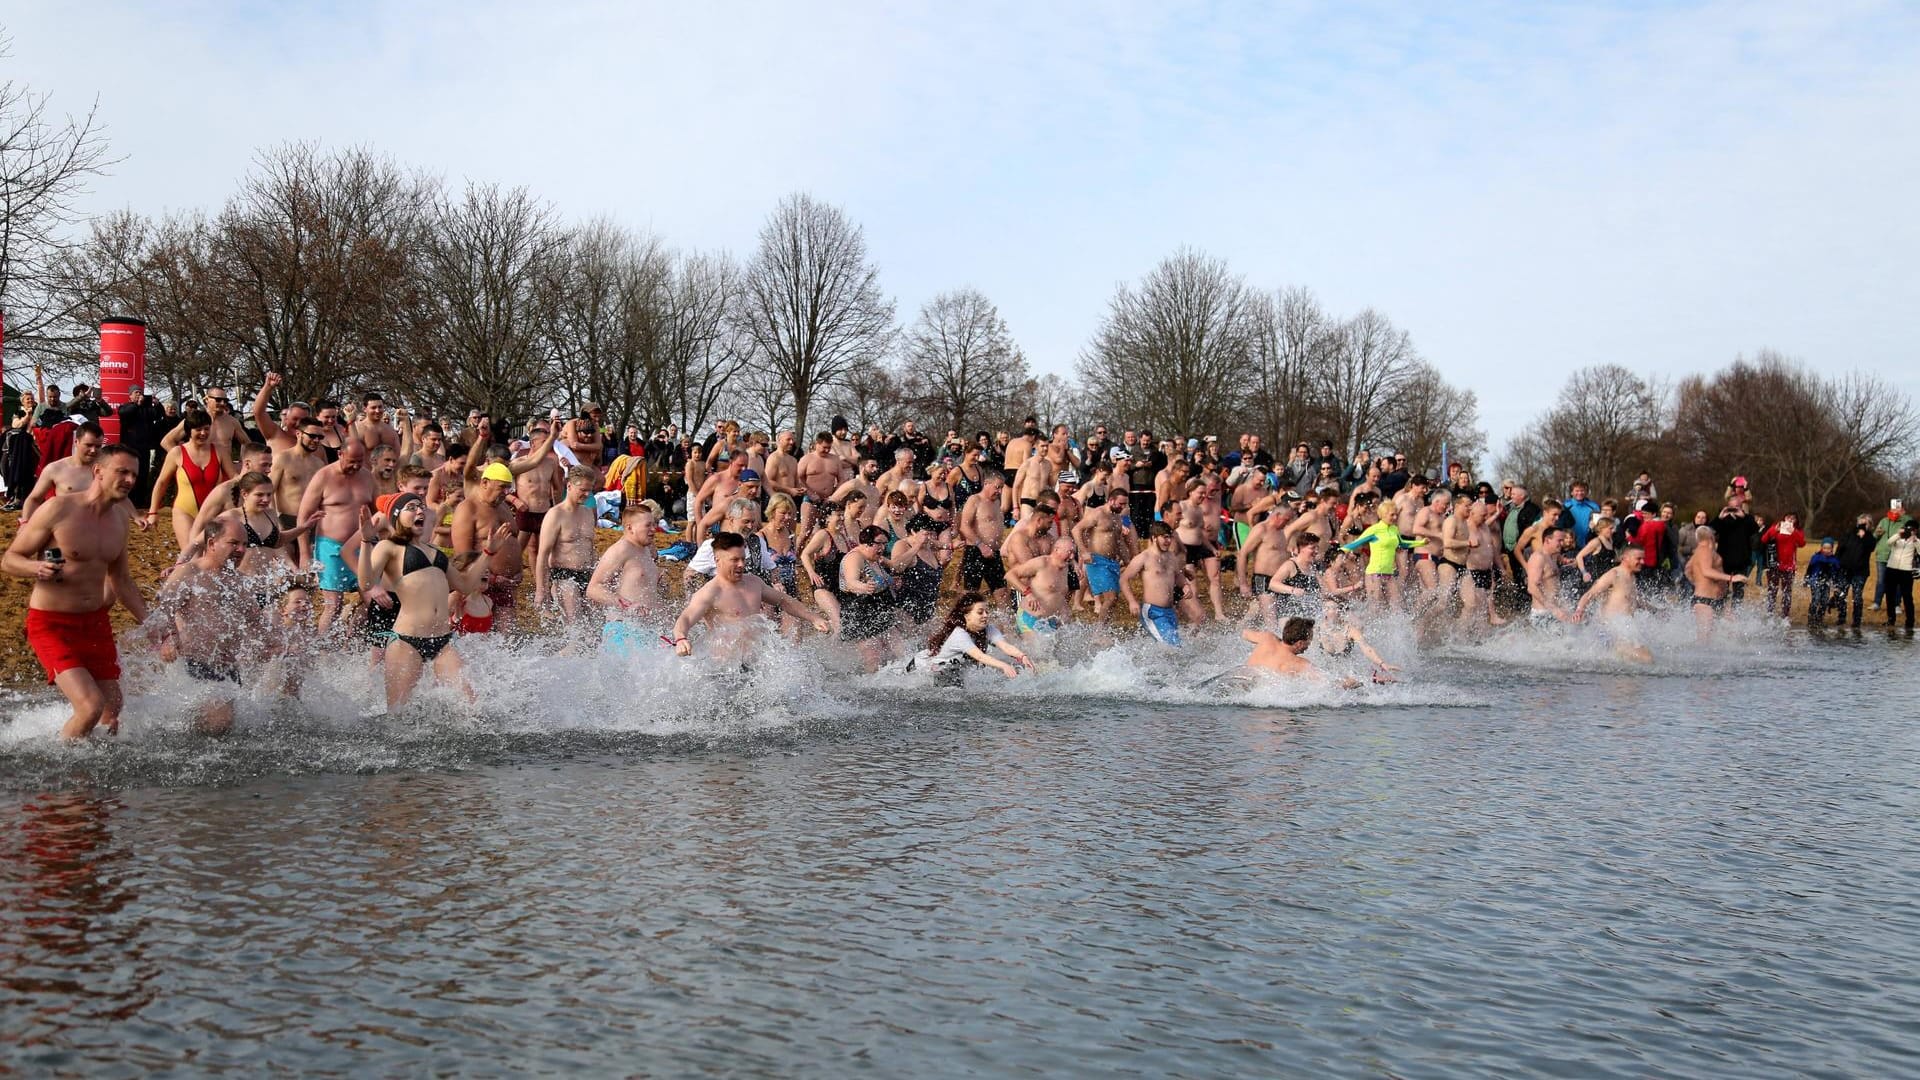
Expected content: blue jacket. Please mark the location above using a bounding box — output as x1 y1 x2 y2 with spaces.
1564 497 1601 547
1806 551 1843 584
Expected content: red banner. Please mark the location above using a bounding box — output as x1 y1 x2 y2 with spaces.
98 317 146 443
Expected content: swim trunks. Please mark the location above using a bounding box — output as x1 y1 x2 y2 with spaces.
1086 554 1121 596
313 535 359 592
601 620 654 657
1184 542 1209 566
25 607 119 685
961 545 1006 591
1141 603 1181 645
185 658 241 683
550 566 592 591
1251 573 1271 595
363 596 399 644
459 611 495 634
1690 593 1727 613
1016 609 1061 634
485 574 520 614
1469 568 1494 590
515 508 548 534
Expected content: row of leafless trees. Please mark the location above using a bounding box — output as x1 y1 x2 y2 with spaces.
6 51 1474 453
1499 356 1919 531
1076 250 1487 466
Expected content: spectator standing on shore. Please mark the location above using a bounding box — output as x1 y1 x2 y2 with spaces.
1835 515 1876 628
1872 500 1913 612
1713 501 1759 606
1760 512 1808 617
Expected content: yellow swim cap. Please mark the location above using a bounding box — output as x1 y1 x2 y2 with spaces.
481 462 514 484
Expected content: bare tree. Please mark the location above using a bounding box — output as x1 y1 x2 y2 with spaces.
205 143 432 405
1499 364 1667 500
406 181 565 420
817 357 911 436
657 251 746 436
1672 351 1919 529
52 210 229 401
1248 286 1335 449
737 192 895 436
896 287 1027 434
1372 361 1487 474
1077 248 1255 436
1318 308 1416 457
0 36 118 373
546 219 667 435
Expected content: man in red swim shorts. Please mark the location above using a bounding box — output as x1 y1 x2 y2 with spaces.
4 444 150 740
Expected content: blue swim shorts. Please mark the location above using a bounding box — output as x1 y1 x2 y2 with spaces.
313 535 358 593
1141 603 1180 646
1086 554 1121 596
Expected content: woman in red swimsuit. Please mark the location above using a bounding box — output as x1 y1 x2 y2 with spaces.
146 409 228 551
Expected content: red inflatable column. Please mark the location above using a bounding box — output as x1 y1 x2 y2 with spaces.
97 316 147 443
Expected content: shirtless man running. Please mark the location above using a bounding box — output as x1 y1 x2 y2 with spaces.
1684 524 1738 640
1122 522 1194 646
4 445 149 740
296 440 378 635
20 421 106 521
1172 483 1226 622
454 461 528 634
795 432 848 539
957 471 1010 604
1526 526 1578 624
534 466 599 622
1073 487 1137 620
153 517 253 734
1008 538 1076 639
670 531 828 662
588 500 666 656
1575 545 1653 662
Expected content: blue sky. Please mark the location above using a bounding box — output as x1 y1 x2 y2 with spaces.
8 1 1917 457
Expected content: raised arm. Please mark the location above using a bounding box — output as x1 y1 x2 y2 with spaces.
250 374 288 444
508 429 556 476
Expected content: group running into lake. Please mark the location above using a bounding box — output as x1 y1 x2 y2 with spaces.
7 376 1918 739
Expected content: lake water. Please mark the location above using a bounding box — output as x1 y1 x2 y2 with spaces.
5 614 1919 1076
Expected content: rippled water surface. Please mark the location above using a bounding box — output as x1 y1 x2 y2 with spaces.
5 619 1920 1076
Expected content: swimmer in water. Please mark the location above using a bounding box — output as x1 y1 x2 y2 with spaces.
1684 524 1738 641
670 530 829 663
1242 616 1375 686
919 592 1034 685
152 516 254 734
1574 545 1654 663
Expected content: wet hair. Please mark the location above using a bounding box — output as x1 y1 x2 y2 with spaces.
711 530 746 553
202 517 234 543
1280 617 1315 646
1292 531 1321 551
907 513 937 534
859 525 889 547
928 590 990 654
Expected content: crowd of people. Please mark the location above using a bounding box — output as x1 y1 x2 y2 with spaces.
4 372 1917 741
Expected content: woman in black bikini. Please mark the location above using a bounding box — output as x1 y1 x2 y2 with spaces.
361 494 492 712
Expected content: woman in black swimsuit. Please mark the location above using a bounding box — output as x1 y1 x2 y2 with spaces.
361 494 491 711
226 471 320 624
801 500 856 636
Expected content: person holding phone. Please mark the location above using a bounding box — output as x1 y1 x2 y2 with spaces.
3 445 150 739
